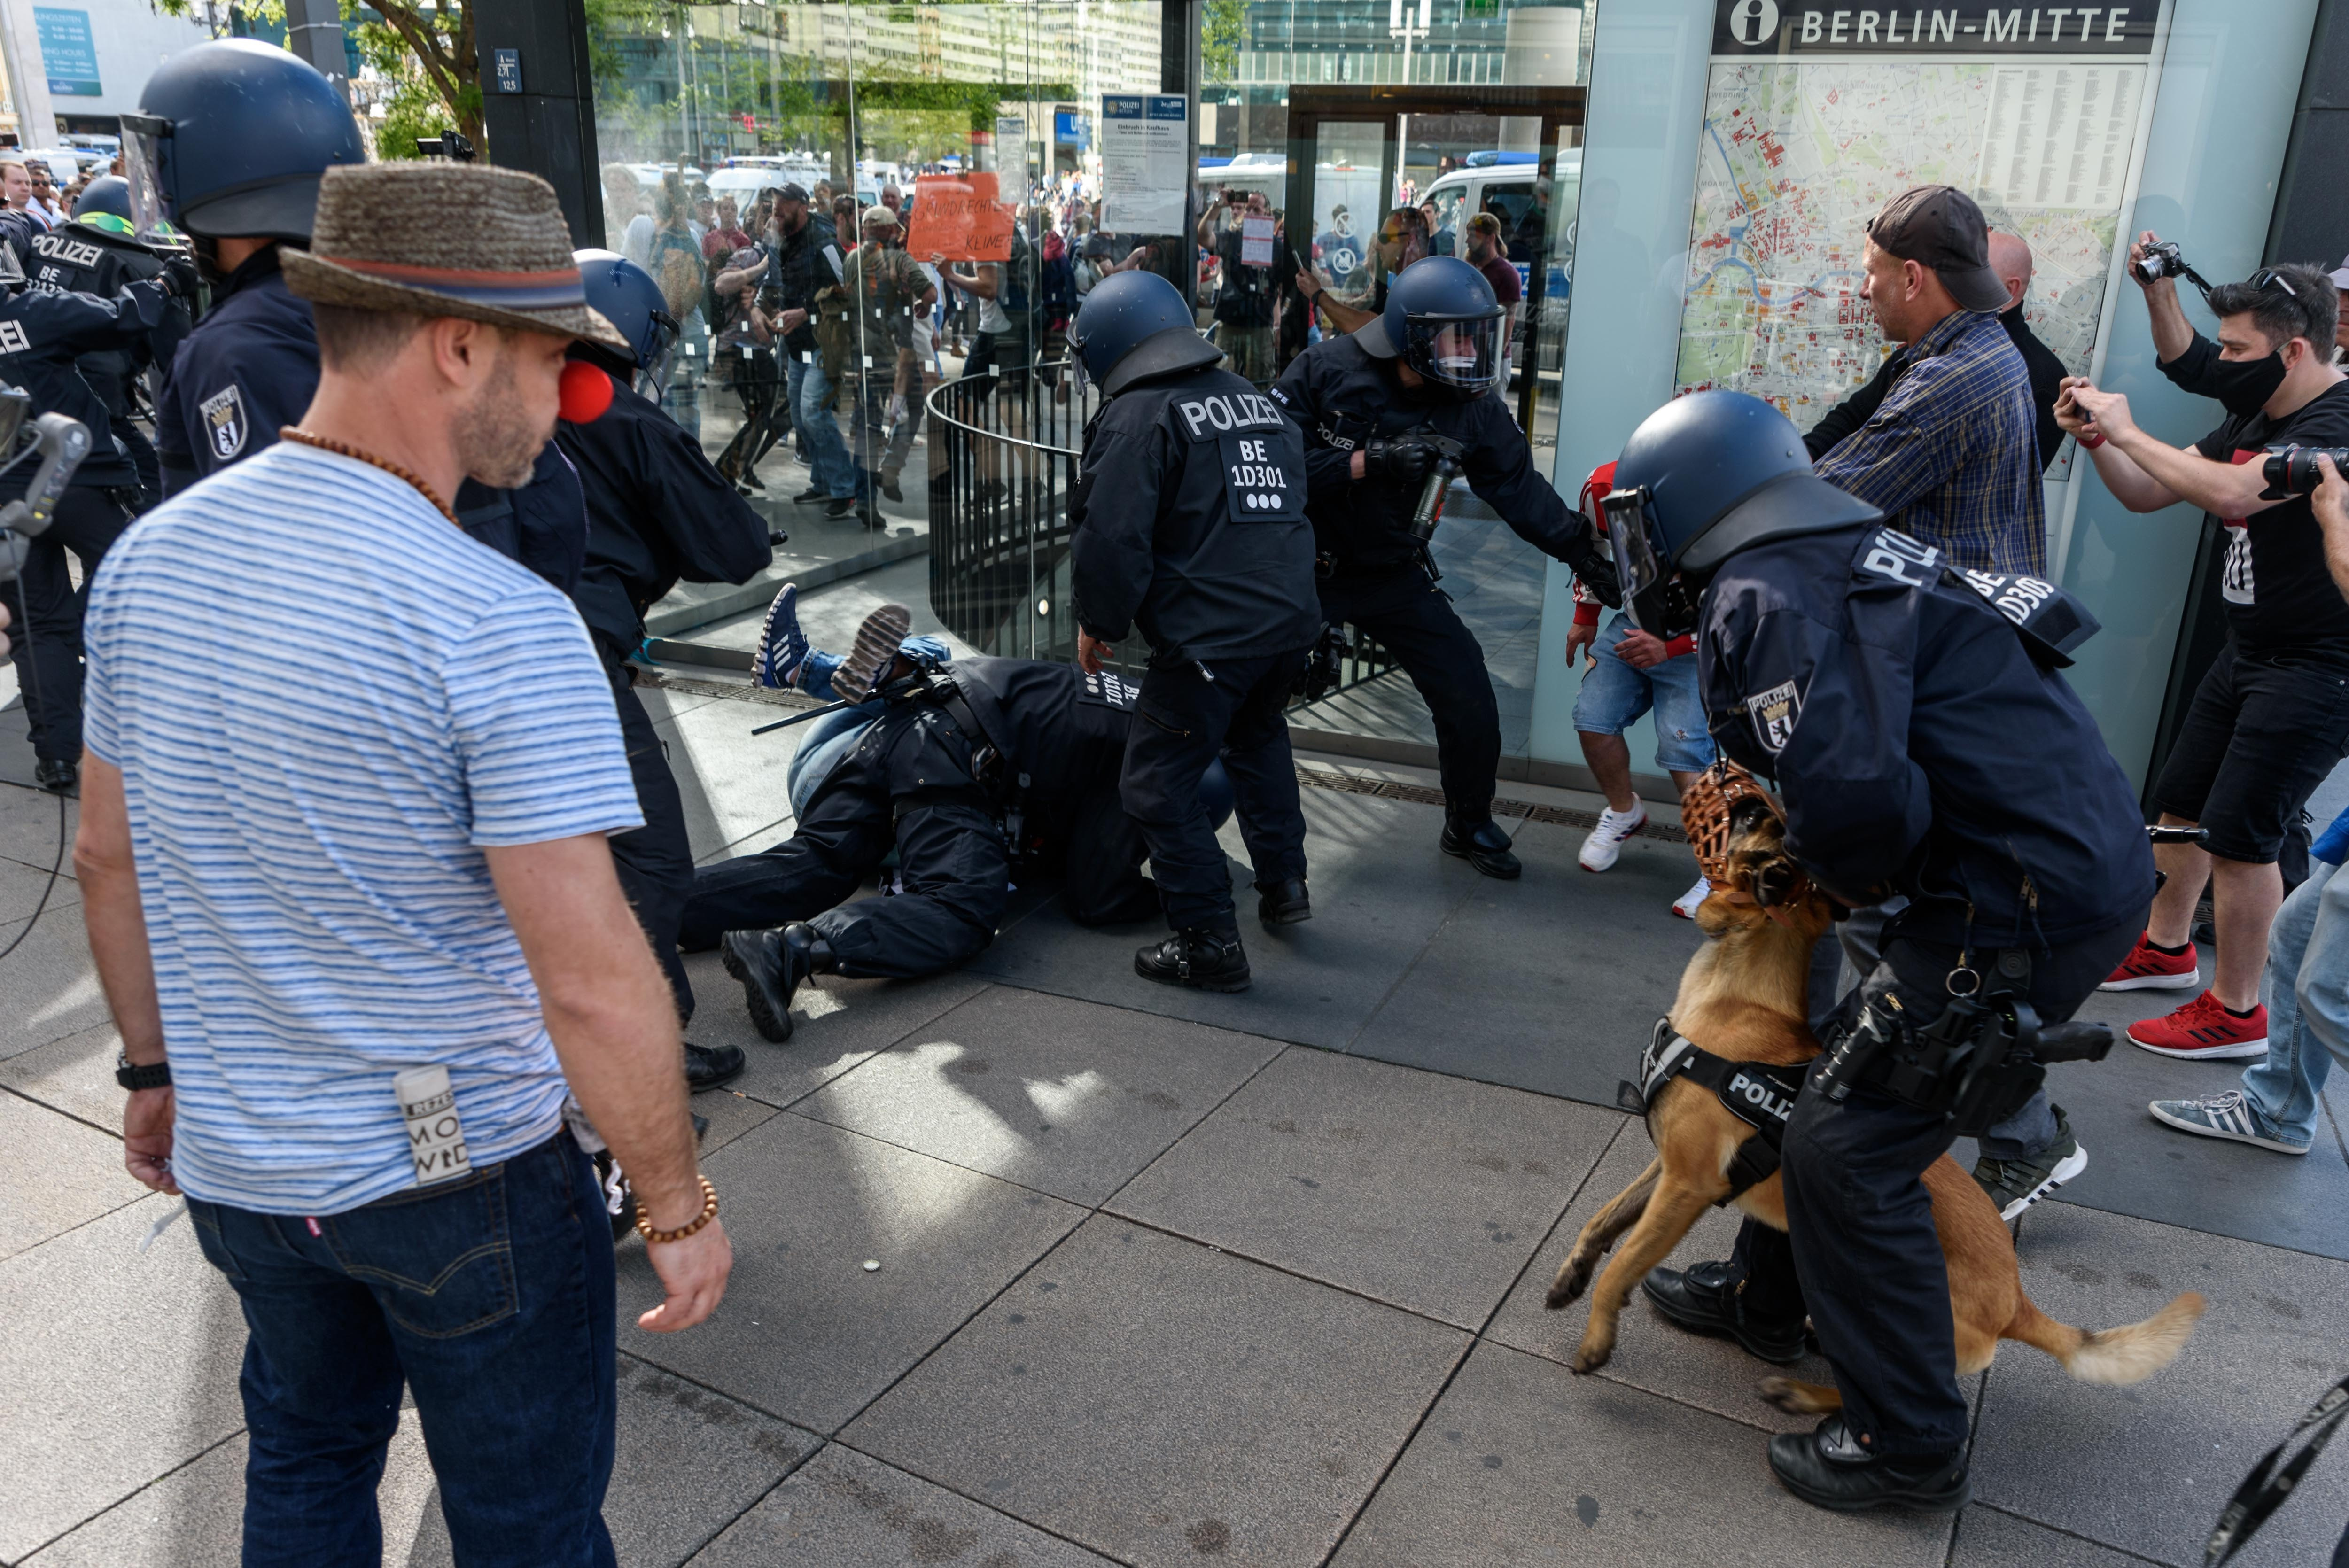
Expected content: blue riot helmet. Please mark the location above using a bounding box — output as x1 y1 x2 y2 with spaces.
1198 758 1236 833
72 175 129 222
1603 390 1882 639
573 248 680 400
1358 256 1505 399
120 39 364 242
1068 269 1220 396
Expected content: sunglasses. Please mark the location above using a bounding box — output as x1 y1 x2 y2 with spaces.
2249 267 2302 301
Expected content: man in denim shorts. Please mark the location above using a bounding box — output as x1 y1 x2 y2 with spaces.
1566 461 1716 916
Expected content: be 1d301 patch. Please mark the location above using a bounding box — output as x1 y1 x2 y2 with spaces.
199 384 249 461
1744 679 1799 754
1219 432 1301 523
1080 670 1140 709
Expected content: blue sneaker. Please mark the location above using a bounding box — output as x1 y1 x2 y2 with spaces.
755 583 808 690
2149 1091 2309 1155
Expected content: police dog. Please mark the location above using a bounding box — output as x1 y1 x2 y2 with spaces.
1543 773 2203 1414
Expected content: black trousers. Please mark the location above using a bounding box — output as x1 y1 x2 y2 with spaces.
1725 916 2140 1457
606 663 697 1025
1123 649 1309 933
715 361 785 482
1317 566 1500 821
3 486 131 763
1056 782 1159 926
679 712 1011 979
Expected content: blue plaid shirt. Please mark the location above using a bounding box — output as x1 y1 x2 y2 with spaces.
1813 308 2046 574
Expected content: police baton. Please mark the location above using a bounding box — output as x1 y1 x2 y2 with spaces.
751 698 858 737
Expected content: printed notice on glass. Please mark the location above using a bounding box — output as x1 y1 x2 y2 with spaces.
1241 215 1276 266
994 115 1030 192
1675 0 2165 474
1101 93 1189 236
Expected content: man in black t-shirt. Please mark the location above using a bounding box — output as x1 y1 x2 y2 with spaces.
2059 262 2349 1062
1198 188 1277 386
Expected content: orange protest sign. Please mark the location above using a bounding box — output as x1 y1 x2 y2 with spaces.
906 172 1013 263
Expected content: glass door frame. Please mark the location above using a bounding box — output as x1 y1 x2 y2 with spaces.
1284 83 1584 433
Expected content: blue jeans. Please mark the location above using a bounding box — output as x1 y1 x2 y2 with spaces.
785 352 856 499
1571 613 1718 773
2238 858 2342 1147
186 1134 618 1568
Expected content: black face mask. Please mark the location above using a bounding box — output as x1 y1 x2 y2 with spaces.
2207 350 2288 417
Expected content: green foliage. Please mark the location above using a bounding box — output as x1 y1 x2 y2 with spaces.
1202 0 1245 81
370 76 443 159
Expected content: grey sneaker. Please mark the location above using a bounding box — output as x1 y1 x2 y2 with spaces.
2149 1091 2310 1155
1972 1107 2088 1221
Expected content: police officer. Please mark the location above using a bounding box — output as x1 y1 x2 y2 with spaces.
27 176 191 511
692 636 1162 1038
1602 390 2154 1512
1269 255 1617 879
558 249 774 1090
0 245 187 790
1068 268 1319 993
123 39 363 496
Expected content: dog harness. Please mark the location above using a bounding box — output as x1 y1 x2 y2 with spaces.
1616 1017 1809 1204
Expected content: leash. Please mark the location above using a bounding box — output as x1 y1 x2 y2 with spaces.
2205 1370 2349 1565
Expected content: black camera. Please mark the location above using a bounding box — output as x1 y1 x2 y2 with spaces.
2260 444 2349 497
2133 236 2212 296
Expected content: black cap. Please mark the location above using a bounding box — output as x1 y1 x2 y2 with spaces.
1866 185 2007 312
777 182 810 204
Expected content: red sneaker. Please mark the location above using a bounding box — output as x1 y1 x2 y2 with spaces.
2099 931 2201 992
2128 991 2270 1061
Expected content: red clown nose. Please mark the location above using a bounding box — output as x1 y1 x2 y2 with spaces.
559 361 615 424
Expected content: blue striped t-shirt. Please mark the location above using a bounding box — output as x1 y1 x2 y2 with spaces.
82 442 644 1214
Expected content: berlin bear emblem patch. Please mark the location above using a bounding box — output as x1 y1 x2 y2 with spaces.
1744 679 1800 754
199 385 249 461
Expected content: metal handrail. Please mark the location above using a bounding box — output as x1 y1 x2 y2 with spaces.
922 357 1397 699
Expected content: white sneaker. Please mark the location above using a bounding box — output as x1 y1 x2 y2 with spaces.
1672 877 1711 919
1578 805 1648 871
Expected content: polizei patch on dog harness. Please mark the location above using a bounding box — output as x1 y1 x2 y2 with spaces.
1618 1017 1808 1203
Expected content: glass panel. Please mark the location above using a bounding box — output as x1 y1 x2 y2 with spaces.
1306 120 1389 307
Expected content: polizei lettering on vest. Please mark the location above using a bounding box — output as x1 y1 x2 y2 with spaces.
1727 1070 1796 1125
1177 391 1285 439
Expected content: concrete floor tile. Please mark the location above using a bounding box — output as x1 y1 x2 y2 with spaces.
1110 1048 1619 1327
1485 1124 1851 1434
0 1091 147 1260
0 780 76 877
1971 1201 2349 1566
682 951 987 1112
616 1112 1085 1434
0 1020 122 1132
599 1357 820 1567
1346 818 1708 1106
0 1195 248 1564
968 789 1485 1050
797 988 1286 1203
692 1088 781 1158
0 853 78 925
688 1443 1116 1568
660 698 808 863
0 905 110 1061
1330 1340 1953 1568
844 1217 1467 1568
22 1417 440 1568
1946 1506 2155 1567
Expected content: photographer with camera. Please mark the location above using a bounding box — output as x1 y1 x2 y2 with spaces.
2057 263 2349 1067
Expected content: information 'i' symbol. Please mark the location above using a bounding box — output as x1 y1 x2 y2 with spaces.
1727 0 1780 45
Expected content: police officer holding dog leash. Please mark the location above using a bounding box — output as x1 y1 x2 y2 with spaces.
1599 389 2154 1512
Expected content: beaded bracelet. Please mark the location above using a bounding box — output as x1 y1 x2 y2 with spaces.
636 1175 720 1245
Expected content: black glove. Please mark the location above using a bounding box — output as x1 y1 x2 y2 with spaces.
1561 519 1623 609
1361 435 1435 487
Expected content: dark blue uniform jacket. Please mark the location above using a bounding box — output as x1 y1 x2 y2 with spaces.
1268 332 1589 575
0 278 172 488
554 382 771 663
28 223 191 422
1700 520 2154 948
155 246 316 497
1070 363 1320 663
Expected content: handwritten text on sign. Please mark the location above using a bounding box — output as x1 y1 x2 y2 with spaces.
907 173 1012 263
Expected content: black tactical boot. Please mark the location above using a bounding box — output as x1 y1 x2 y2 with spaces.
1256 877 1312 926
721 923 832 1043
1641 1261 1807 1365
683 1042 746 1093
1441 812 1522 879
34 756 76 794
1767 1418 1970 1514
1135 927 1252 992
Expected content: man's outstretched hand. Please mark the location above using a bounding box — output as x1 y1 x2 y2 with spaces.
1077 630 1113 675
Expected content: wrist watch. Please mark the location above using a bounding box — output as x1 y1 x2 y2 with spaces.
115 1054 171 1091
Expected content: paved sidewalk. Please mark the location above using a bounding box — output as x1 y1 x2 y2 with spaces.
4 680 2347 1567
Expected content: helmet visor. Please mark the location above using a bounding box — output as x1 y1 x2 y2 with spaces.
633 307 682 402
117 114 172 237
1603 486 1662 615
1403 314 1501 395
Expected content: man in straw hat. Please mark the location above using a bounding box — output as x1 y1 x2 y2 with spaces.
78 162 730 1561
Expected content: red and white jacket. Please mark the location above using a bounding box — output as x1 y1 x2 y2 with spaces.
1572 459 1696 659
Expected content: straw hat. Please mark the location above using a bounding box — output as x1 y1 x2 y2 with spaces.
283 163 627 351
